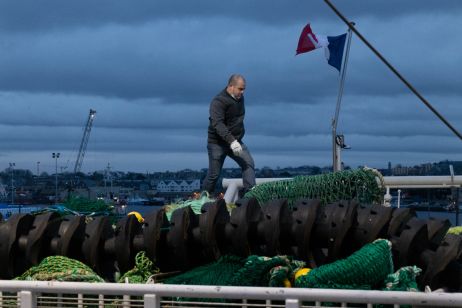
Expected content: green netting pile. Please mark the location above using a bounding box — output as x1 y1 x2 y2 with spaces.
163 254 305 303
163 255 247 304
164 239 398 292
164 255 304 287
374 266 421 308
14 255 104 282
383 266 421 292
164 255 245 286
294 239 394 290
231 255 305 287
244 168 384 207
118 251 159 283
63 195 113 215
447 226 462 235
164 192 216 221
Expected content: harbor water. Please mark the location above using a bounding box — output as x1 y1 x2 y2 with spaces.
1 202 460 227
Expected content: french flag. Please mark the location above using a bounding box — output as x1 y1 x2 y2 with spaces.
296 23 347 72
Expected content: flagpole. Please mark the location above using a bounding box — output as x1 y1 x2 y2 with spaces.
324 0 462 141
332 23 354 172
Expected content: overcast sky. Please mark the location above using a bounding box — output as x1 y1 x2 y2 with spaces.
1 1 461 174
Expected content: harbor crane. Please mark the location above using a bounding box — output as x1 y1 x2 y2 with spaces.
74 109 96 174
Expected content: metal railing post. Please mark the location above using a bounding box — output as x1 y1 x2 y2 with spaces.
98 294 104 307
384 186 392 206
285 298 300 308
144 294 160 308
19 291 36 308
78 293 84 308
123 294 130 308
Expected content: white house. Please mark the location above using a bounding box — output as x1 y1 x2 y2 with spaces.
156 180 201 193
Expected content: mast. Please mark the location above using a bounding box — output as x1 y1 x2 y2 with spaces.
332 24 354 171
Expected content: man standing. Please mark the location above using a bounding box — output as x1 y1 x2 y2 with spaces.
202 74 256 196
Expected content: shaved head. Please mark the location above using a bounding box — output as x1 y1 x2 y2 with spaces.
226 74 246 100
228 74 246 86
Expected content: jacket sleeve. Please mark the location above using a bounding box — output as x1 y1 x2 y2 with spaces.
210 98 235 144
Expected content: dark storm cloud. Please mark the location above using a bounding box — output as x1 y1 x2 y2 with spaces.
0 92 207 131
1 8 461 105
0 8 462 104
1 1 461 32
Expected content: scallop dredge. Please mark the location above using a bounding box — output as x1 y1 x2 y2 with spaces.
0 168 461 292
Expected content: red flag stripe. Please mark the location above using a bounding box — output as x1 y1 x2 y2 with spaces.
296 23 321 55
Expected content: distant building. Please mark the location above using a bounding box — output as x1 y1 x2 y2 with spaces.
156 180 201 193
393 165 409 176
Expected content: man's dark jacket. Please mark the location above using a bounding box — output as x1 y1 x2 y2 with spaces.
207 88 245 145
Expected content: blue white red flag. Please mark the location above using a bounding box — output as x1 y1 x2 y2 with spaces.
296 23 347 72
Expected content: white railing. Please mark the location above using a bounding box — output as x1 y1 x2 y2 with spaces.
1 280 462 307
222 175 462 204
383 175 462 188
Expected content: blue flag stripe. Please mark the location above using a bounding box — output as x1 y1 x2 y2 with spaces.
327 33 347 72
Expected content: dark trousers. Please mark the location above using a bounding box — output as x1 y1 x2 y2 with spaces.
202 142 256 194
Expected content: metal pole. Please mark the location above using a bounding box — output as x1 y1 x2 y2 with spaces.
9 163 15 205
323 0 462 140
11 168 13 205
456 187 460 226
56 159 58 203
332 129 336 171
53 153 60 204
450 164 459 225
333 24 354 132
332 24 354 171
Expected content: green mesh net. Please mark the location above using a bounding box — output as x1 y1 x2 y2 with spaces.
294 239 394 290
164 192 217 221
163 254 304 303
163 254 305 287
64 195 113 215
383 266 421 292
164 255 245 286
447 226 462 235
165 239 394 290
244 168 384 207
162 239 397 300
230 255 305 287
14 255 104 282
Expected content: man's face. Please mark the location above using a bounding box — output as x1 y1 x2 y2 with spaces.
228 79 246 100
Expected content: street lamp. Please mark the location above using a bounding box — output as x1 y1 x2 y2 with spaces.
9 162 15 205
52 152 60 203
105 163 112 200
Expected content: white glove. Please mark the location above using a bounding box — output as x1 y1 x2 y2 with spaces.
230 140 243 156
